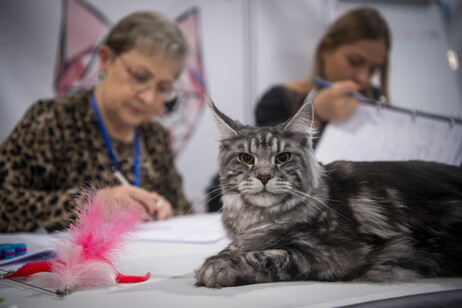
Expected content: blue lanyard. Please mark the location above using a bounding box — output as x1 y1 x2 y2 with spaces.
90 94 140 187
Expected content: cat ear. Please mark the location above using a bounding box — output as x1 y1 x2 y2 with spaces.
205 95 239 140
283 89 317 136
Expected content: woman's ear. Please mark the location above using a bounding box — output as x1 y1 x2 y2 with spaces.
98 45 114 73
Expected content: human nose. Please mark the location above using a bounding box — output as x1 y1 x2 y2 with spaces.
137 87 158 105
352 67 370 89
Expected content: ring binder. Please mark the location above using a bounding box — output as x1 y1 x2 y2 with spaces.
360 100 462 126
315 101 462 166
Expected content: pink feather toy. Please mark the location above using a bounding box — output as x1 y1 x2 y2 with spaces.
2 191 150 297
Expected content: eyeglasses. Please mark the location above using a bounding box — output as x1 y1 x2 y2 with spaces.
118 56 179 101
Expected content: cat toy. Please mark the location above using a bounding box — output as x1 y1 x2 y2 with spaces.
0 192 150 297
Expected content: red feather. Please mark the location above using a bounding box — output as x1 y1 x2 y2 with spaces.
4 261 51 279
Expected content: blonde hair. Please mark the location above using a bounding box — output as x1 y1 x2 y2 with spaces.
310 7 391 99
103 11 188 76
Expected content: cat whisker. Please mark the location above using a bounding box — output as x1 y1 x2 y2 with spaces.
225 190 247 209
197 183 245 214
291 189 352 223
286 190 324 216
187 186 224 214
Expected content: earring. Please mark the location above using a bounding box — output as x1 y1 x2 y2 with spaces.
98 70 107 80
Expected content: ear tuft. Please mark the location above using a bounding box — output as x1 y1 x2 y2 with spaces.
206 95 238 141
283 89 317 136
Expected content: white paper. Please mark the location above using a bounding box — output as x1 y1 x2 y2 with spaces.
315 103 462 165
132 213 226 244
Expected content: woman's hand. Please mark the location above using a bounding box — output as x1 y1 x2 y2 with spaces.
96 185 173 221
313 80 360 122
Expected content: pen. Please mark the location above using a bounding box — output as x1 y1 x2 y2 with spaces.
113 169 161 221
113 169 130 185
312 76 378 105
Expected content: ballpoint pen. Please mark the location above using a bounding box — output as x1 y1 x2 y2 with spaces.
312 76 384 105
113 168 130 185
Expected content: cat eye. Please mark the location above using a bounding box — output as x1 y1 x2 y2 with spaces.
239 153 254 165
275 152 291 165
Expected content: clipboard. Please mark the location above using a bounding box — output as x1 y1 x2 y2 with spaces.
314 102 462 166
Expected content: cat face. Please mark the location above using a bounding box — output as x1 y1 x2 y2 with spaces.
219 128 313 208
208 93 323 210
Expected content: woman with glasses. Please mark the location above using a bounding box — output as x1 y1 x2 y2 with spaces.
0 11 191 232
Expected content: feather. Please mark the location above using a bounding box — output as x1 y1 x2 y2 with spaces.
28 242 116 290
69 192 140 264
3 261 51 279
6 190 148 294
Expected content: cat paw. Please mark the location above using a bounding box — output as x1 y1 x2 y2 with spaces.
195 256 241 288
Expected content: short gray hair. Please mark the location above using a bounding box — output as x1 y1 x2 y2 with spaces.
104 11 189 76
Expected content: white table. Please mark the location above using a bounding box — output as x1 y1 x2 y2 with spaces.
1 213 462 308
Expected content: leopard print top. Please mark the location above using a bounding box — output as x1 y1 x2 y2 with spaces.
0 90 191 233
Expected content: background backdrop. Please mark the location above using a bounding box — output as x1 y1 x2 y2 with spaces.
1 0 461 210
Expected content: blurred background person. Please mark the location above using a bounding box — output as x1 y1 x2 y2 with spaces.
256 7 391 136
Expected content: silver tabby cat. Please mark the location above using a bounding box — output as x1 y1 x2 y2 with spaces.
195 95 462 288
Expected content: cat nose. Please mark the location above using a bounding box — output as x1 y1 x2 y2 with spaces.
258 175 272 185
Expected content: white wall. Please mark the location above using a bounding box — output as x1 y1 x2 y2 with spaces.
250 0 325 106
1 0 461 210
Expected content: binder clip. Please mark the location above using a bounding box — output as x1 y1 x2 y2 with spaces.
411 107 421 120
378 95 388 106
374 95 388 112
449 114 460 127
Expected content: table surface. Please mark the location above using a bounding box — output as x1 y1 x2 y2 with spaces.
1 213 462 308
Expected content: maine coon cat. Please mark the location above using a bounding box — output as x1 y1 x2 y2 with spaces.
195 94 462 288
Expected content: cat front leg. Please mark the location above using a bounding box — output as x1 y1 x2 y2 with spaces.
195 249 295 288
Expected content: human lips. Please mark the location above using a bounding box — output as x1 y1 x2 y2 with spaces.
129 105 146 114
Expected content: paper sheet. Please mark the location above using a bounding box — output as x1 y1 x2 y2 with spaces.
132 213 226 244
315 103 462 165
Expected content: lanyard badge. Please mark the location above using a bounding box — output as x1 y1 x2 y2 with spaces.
90 94 140 187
